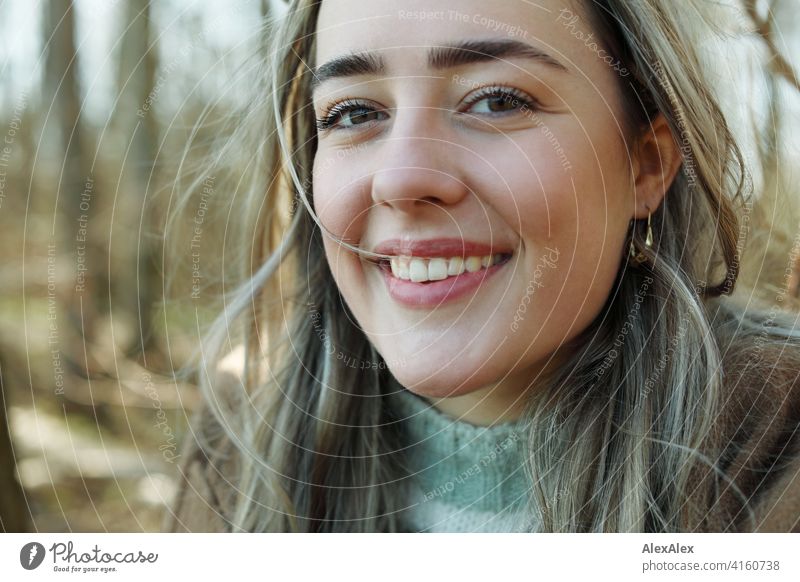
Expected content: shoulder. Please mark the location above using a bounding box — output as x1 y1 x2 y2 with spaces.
710 309 800 531
161 364 244 533
750 454 800 531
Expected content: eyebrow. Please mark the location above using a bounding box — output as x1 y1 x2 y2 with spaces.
311 38 568 90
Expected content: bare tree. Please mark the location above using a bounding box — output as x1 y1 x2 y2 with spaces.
0 356 32 532
41 0 105 354
113 0 159 356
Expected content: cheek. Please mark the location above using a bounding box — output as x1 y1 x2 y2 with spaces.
483 126 629 325
312 151 370 240
321 234 372 328
313 156 373 310
476 131 582 248
494 123 629 247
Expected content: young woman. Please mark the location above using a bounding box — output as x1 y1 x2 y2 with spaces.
164 0 800 532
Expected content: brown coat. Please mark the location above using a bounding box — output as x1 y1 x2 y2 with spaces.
161 344 800 533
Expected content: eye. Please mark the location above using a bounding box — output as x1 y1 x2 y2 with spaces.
316 98 389 132
461 86 538 116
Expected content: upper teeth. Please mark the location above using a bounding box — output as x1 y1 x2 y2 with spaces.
389 254 505 282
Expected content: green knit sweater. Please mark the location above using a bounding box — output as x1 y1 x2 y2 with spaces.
388 388 534 533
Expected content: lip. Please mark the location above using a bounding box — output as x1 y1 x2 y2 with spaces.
379 258 511 307
372 237 513 258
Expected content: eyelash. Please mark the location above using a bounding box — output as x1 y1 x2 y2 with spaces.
315 98 380 132
460 85 538 115
315 85 539 132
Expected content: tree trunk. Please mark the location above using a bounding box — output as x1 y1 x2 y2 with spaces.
0 356 32 532
113 0 159 357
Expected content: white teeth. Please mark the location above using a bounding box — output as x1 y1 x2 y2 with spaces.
409 258 428 282
387 254 504 282
447 257 463 276
428 258 449 281
464 256 482 273
398 257 410 279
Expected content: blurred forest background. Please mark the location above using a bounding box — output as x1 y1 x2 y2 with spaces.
0 0 799 532
0 0 281 532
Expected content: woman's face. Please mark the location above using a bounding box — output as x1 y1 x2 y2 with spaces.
311 0 638 405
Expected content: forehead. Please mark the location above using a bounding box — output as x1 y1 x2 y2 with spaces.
314 0 587 67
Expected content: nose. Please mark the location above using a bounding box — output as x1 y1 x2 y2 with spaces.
370 119 470 214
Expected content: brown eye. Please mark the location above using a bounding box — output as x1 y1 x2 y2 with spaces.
486 93 520 113
346 107 382 126
462 86 537 116
316 99 389 132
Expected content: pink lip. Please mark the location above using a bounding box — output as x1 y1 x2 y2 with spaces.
371 238 513 308
380 260 509 308
380 261 509 307
372 237 512 258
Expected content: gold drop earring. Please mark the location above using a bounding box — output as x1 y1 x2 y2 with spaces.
629 209 653 266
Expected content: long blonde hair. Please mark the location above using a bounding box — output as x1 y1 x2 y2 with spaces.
174 0 800 532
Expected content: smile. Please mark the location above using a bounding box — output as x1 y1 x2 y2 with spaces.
377 252 513 308
387 254 508 283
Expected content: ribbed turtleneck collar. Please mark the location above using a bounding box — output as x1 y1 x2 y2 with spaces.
387 388 534 532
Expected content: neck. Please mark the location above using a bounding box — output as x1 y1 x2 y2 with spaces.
418 352 564 426
422 383 528 426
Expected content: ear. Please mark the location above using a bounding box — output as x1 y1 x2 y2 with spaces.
630 112 684 219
